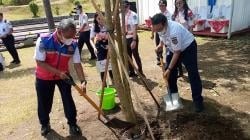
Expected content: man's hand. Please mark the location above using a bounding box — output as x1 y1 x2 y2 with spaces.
131 40 136 49
150 33 154 40
80 82 87 93
163 69 171 81
155 45 163 54
59 72 69 79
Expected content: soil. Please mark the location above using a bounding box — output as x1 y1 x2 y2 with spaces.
2 31 250 140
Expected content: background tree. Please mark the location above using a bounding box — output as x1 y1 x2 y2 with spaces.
42 0 55 32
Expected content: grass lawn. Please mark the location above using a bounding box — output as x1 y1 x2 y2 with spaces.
1 0 104 20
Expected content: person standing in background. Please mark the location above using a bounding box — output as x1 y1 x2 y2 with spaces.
77 5 97 60
151 0 172 66
124 0 144 77
0 13 21 64
172 0 195 77
172 0 194 31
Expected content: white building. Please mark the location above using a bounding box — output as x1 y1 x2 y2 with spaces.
136 0 250 38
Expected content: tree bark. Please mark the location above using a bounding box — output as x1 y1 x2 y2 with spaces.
104 0 137 124
42 0 55 32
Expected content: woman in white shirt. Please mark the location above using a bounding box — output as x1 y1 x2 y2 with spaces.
172 0 195 77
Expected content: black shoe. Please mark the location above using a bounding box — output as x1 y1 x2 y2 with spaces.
69 124 82 136
129 72 138 77
10 60 16 64
14 60 21 64
10 60 20 64
41 124 51 136
195 103 204 113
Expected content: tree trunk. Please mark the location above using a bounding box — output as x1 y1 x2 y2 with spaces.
104 0 137 124
120 0 129 70
42 0 55 32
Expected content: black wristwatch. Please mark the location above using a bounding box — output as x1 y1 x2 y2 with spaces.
80 79 87 85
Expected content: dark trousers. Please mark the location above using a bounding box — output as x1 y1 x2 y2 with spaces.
126 36 143 74
78 30 96 58
2 34 20 62
35 78 77 126
155 33 163 61
165 41 203 105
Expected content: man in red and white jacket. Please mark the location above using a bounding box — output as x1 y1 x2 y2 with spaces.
34 18 87 136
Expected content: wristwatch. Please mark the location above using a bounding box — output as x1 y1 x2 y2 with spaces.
80 79 87 85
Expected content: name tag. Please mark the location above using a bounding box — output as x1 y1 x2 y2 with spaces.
96 59 112 72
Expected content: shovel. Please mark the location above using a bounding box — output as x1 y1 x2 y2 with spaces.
63 73 135 128
160 58 183 111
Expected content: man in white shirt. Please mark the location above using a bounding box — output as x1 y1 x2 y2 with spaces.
152 13 204 112
0 13 20 64
125 0 144 77
151 0 172 65
77 5 96 60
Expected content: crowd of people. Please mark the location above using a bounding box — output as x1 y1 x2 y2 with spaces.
0 0 204 137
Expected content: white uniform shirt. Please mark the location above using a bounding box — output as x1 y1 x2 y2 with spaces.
159 20 194 52
34 37 81 63
162 10 172 20
0 19 12 37
174 10 194 29
125 10 138 39
90 25 108 40
79 13 90 32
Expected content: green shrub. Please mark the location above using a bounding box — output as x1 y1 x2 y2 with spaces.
29 1 39 17
11 0 32 5
68 0 75 4
74 0 80 5
55 6 60 16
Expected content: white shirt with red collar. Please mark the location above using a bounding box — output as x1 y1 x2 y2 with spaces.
159 20 194 53
174 10 194 29
161 9 172 20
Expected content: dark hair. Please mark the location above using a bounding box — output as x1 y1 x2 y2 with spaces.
0 13 3 16
158 0 167 6
172 0 190 21
151 13 167 25
93 13 101 33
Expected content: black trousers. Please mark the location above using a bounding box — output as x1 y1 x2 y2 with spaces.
35 78 77 126
2 34 20 62
126 36 143 74
165 41 203 105
78 30 96 58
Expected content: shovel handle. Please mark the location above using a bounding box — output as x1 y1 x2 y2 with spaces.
160 58 171 89
73 85 105 116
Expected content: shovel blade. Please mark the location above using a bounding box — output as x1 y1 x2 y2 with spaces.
163 92 183 111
